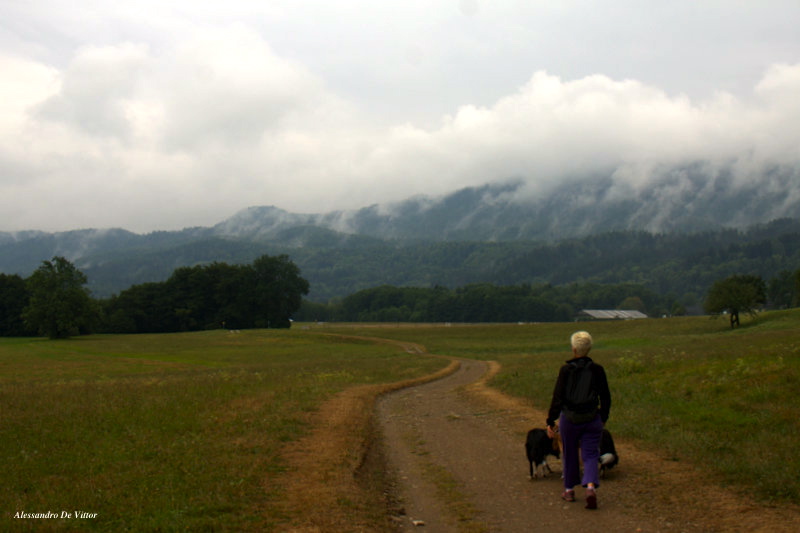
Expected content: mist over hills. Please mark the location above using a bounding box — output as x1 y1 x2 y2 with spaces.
210 164 800 242
2 167 800 301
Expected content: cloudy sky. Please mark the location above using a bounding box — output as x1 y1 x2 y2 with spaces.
1 1 799 233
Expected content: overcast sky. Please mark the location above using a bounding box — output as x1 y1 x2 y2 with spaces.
1 1 799 233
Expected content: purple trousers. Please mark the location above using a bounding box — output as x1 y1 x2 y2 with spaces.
559 412 603 489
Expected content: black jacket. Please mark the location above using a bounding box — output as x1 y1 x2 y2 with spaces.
546 356 611 426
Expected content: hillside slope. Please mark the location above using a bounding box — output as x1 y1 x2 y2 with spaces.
2 173 799 300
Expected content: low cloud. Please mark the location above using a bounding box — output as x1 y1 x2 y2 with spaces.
340 67 800 204
0 23 799 232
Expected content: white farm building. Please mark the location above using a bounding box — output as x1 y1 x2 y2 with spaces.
577 309 648 320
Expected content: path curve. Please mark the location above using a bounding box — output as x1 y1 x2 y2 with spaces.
377 357 779 533
281 332 800 532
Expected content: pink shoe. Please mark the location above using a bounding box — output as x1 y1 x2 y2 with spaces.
561 489 575 502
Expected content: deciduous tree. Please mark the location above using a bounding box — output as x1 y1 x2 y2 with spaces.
704 274 766 328
23 257 94 338
0 273 32 336
249 254 310 328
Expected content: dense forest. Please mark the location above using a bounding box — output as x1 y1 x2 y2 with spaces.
76 218 800 303
2 219 800 335
295 271 798 323
101 255 309 333
2 219 800 304
295 282 663 323
0 255 309 336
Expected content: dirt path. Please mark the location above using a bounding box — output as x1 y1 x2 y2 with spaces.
377 358 800 533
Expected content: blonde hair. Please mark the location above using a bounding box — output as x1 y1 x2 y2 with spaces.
570 331 593 357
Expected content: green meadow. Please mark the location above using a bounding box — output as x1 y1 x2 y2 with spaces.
324 310 800 503
2 311 799 530
0 330 444 531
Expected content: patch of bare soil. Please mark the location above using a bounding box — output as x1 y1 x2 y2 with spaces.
273 338 459 532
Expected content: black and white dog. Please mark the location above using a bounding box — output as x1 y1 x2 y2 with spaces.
525 428 561 479
599 428 619 477
526 427 618 479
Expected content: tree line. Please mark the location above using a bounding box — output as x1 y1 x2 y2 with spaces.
1 255 797 338
295 283 648 323
0 255 309 338
296 269 800 324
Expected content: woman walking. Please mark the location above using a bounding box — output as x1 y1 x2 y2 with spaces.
546 331 611 509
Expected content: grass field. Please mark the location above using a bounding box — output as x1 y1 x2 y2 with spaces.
0 329 445 531
321 310 800 504
2 311 799 530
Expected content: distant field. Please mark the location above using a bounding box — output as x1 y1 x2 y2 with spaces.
0 330 445 531
321 310 800 503
2 311 798 531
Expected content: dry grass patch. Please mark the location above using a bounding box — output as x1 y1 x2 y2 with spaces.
275 357 458 532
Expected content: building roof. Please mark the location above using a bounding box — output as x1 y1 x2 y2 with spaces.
578 309 648 320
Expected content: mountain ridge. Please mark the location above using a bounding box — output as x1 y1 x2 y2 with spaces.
208 165 800 242
4 164 799 245
2 169 799 300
